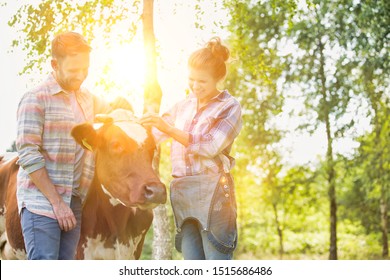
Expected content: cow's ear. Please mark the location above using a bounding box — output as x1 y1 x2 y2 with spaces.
71 123 98 152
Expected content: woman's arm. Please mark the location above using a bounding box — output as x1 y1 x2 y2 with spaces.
186 101 242 158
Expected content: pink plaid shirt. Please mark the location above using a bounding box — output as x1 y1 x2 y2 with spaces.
153 90 242 177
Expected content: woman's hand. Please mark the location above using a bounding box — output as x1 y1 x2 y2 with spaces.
140 114 190 146
140 113 172 134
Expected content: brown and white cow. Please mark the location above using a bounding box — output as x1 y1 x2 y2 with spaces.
0 109 166 259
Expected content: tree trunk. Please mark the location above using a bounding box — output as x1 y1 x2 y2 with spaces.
152 205 172 259
142 0 171 260
318 38 337 260
380 186 389 257
327 151 337 260
371 94 389 258
272 202 284 259
142 0 162 112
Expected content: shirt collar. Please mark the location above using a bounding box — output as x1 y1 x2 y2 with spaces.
216 90 230 101
46 73 80 96
188 90 230 102
45 73 63 95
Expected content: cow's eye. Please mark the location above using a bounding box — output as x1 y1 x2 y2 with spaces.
110 140 124 154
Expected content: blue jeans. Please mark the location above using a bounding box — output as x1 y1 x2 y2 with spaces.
181 220 232 260
20 195 82 260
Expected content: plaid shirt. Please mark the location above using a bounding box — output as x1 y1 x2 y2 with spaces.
16 74 110 219
154 90 242 177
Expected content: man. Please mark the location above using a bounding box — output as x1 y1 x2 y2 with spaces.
16 31 130 259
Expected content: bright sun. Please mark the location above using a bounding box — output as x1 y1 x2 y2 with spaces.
88 40 147 115
89 38 189 116
108 42 146 86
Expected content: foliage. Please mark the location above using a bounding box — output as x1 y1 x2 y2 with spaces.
6 141 17 152
223 0 291 257
225 0 389 259
8 0 141 74
337 0 390 257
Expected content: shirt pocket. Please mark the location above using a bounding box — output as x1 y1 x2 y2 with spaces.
43 111 73 138
42 111 75 161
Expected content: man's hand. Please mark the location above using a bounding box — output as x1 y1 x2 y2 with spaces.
52 199 77 232
29 168 77 232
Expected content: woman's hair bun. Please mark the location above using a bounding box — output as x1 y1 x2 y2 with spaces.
206 37 230 62
188 36 230 81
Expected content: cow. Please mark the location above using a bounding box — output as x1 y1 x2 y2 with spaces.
0 109 166 259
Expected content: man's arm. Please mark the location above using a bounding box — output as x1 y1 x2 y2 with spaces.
16 92 76 231
29 168 76 231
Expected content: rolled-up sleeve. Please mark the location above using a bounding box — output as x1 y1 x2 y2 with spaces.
16 92 45 173
186 100 242 158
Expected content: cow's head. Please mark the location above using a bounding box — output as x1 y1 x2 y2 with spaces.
71 109 166 209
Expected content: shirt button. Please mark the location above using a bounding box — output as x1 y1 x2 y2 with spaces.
186 166 189 169
225 194 229 198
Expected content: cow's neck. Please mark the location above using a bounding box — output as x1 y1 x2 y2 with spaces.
91 182 134 232
79 180 149 259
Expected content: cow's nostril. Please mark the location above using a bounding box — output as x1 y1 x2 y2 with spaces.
144 183 167 203
145 185 154 198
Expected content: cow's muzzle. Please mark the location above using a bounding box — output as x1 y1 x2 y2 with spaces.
144 182 167 206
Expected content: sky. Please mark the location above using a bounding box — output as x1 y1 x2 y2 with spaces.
0 0 367 166
0 1 29 153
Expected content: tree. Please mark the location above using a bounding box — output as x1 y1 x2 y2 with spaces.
223 0 292 257
6 141 17 152
284 0 362 259
223 0 388 260
141 0 171 260
340 123 390 241
336 0 390 257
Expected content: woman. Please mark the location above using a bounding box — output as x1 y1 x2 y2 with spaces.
140 37 242 260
